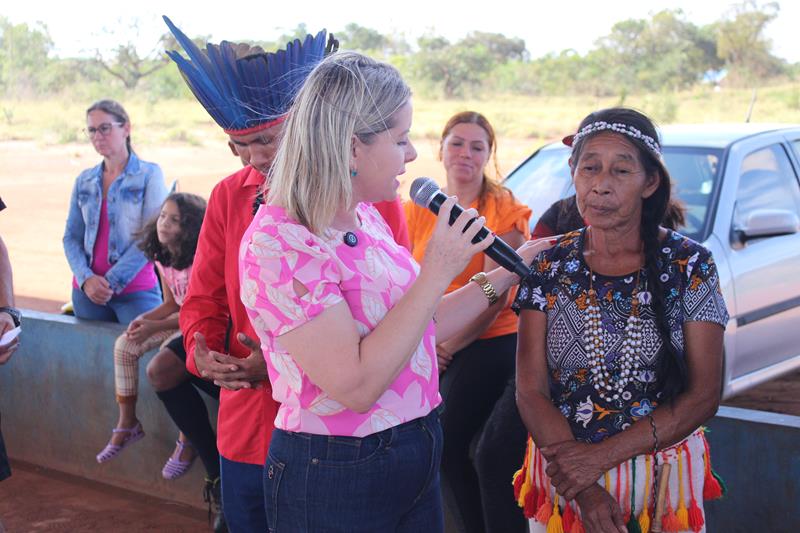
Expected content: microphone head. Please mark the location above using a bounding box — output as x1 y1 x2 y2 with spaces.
410 177 440 208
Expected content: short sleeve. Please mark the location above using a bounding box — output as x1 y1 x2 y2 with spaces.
682 247 729 327
492 191 532 238
240 221 344 337
512 256 547 314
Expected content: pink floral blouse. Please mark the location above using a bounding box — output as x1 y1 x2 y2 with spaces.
239 203 441 437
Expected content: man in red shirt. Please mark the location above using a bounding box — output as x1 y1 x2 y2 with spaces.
163 19 409 531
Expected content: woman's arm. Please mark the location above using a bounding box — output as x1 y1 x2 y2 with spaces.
515 309 576 445
543 321 724 501
272 200 492 412
596 321 723 463
105 167 168 293
436 229 525 359
62 177 94 286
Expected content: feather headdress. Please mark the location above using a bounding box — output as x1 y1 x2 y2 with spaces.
163 16 338 134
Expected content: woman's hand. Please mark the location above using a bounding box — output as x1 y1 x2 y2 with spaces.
575 485 627 533
83 275 113 305
436 344 455 373
126 318 159 344
421 196 494 290
514 236 560 280
540 440 608 500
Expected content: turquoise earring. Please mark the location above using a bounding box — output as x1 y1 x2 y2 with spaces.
350 169 358 178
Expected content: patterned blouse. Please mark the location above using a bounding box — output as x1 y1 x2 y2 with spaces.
239 203 440 437
512 228 729 443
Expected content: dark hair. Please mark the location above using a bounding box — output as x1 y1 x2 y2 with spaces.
440 111 506 212
136 193 207 270
571 107 687 402
86 99 134 155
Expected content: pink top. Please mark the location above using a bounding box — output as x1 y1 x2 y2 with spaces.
155 262 193 306
239 203 441 437
72 199 157 294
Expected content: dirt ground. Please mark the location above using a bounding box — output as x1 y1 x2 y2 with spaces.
0 461 208 532
0 138 535 306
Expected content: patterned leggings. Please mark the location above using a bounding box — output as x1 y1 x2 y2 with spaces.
114 328 181 401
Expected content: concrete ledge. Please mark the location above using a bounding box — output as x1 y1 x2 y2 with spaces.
704 406 800 531
0 310 218 509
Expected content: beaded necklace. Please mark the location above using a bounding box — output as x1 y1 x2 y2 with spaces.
584 230 644 402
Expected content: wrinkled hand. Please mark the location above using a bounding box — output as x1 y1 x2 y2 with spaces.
0 315 18 365
126 318 158 344
436 344 455 373
193 332 267 391
422 197 494 288
575 485 627 533
541 440 607 500
514 236 560 279
83 275 113 305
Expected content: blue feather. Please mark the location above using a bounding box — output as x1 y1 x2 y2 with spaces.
164 16 337 131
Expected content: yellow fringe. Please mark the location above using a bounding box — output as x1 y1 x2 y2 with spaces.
676 447 689 530
639 454 652 533
547 494 564 533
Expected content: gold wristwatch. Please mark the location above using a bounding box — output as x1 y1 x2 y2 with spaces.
469 272 498 305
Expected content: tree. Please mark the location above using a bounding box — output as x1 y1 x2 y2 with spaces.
0 16 53 96
460 31 527 62
714 0 784 84
93 19 171 90
595 10 722 93
339 23 387 52
413 34 494 98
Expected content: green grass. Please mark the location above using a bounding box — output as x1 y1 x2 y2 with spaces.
2 83 799 148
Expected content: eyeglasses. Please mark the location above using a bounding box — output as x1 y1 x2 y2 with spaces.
84 122 123 138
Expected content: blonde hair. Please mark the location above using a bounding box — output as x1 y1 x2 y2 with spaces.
267 52 411 234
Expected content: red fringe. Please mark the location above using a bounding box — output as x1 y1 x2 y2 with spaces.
688 500 705 532
535 497 553 524
702 435 724 500
523 485 537 519
570 517 585 533
562 501 575 532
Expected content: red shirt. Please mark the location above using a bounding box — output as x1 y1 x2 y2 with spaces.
181 165 410 464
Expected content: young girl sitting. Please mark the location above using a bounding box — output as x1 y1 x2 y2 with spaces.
96 192 206 479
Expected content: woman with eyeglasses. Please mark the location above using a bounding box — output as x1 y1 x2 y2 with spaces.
63 99 168 323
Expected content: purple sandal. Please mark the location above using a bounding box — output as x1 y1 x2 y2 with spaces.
161 440 196 480
96 422 145 463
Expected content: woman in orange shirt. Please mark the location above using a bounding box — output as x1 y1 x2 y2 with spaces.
405 111 531 533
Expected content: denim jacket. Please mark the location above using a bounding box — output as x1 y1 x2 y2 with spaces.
63 153 168 293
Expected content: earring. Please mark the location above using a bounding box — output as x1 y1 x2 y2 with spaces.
350 169 358 178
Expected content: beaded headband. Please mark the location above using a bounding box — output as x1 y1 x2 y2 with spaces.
568 121 662 157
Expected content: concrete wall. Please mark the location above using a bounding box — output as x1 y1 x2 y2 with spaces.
2 312 799 528
704 406 800 532
0 310 217 509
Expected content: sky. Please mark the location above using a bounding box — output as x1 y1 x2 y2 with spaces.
5 0 799 63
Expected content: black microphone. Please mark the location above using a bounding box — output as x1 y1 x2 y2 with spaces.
410 177 530 278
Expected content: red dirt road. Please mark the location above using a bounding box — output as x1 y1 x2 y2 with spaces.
0 461 208 532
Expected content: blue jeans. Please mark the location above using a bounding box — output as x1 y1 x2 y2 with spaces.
220 455 267 533
71 285 161 325
264 410 444 533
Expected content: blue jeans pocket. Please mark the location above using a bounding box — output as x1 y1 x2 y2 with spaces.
316 435 385 467
264 453 285 533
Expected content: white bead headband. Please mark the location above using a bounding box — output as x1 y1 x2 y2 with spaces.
571 121 662 157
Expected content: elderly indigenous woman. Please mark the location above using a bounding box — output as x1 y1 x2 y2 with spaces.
239 52 552 532
405 111 531 533
513 108 729 533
